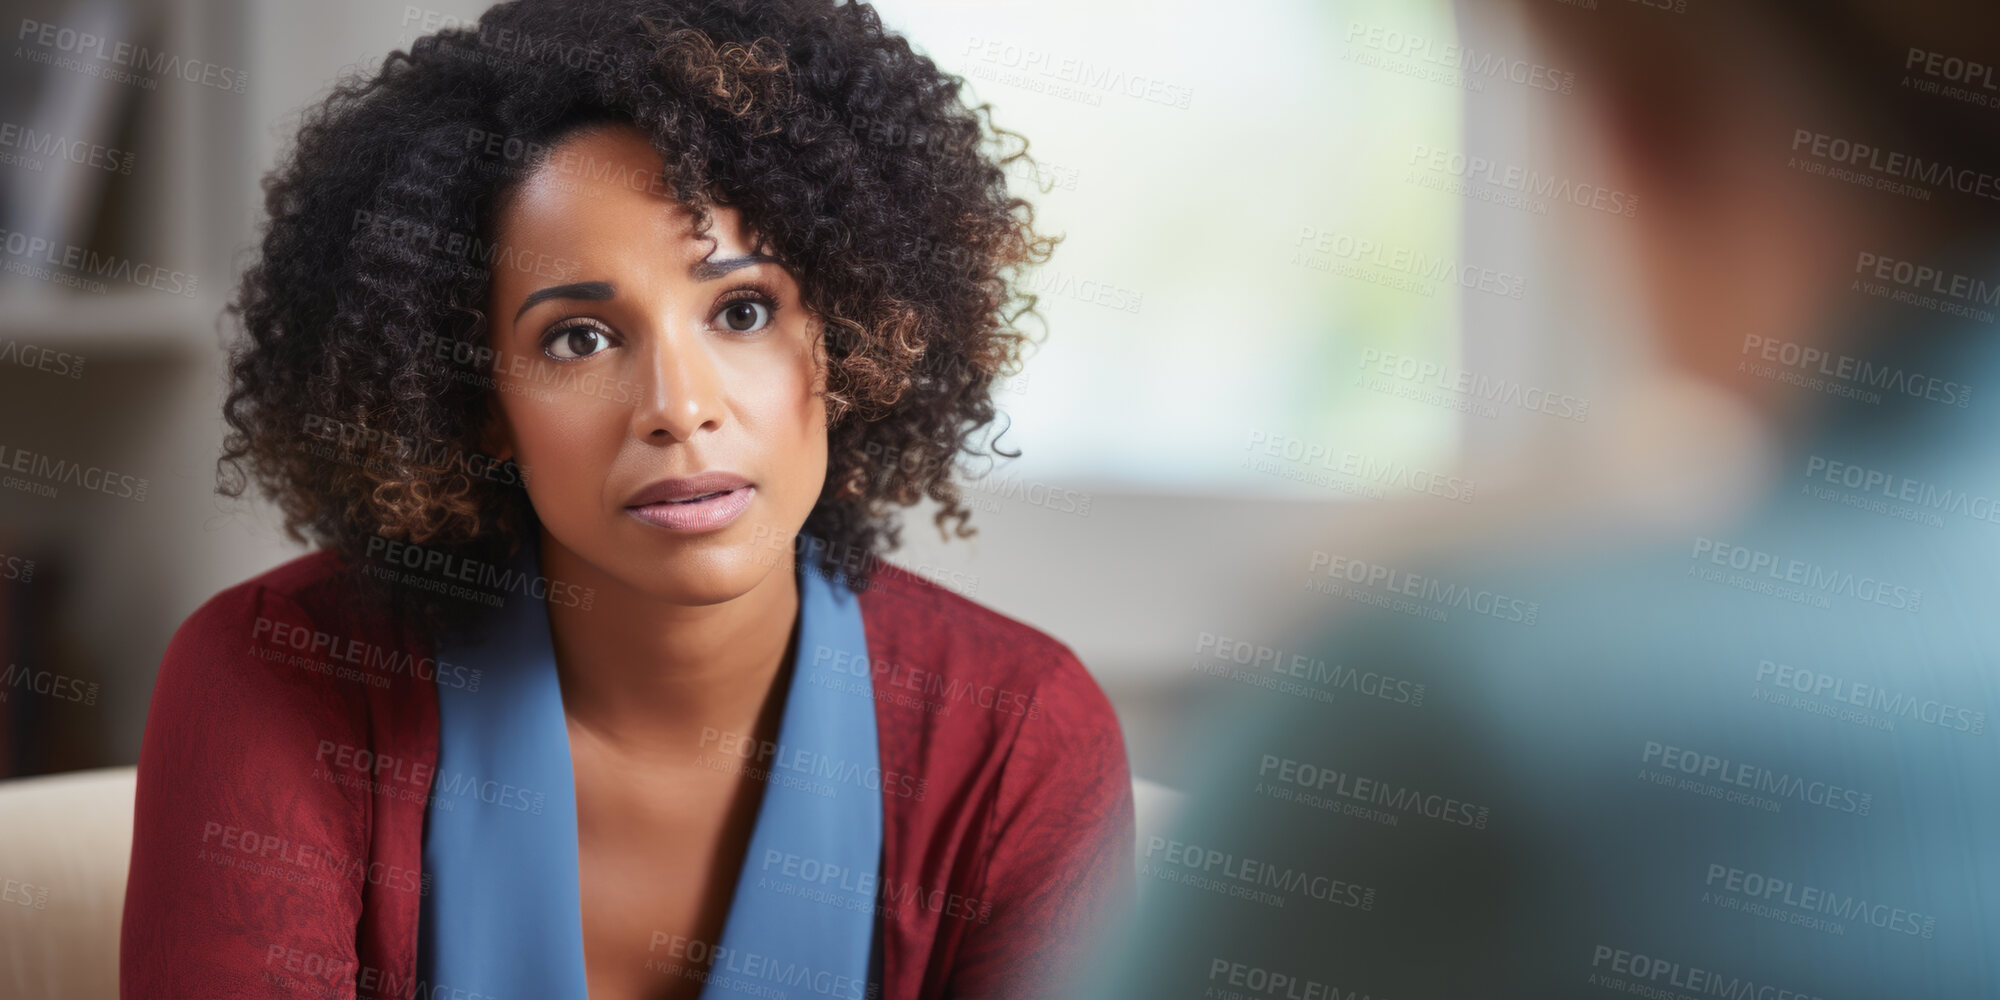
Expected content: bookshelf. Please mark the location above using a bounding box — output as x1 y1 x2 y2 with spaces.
0 0 452 773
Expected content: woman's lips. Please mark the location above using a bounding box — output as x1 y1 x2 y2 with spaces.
625 485 755 532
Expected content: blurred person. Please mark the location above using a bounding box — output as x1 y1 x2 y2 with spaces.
1089 1 2000 997
119 2 1132 998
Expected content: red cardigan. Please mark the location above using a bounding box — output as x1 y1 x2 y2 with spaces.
120 551 1135 999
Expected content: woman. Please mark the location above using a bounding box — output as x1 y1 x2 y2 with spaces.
119 2 1134 998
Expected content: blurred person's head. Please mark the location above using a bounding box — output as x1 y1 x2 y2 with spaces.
1509 1 2000 428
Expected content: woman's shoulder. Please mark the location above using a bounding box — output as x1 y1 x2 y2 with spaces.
173 547 416 650
131 554 431 992
177 547 374 634
158 548 419 721
854 561 1134 997
853 559 1123 753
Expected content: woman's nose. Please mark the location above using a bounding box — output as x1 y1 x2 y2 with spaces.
629 322 725 442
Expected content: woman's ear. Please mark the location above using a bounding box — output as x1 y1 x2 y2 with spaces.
480 397 515 464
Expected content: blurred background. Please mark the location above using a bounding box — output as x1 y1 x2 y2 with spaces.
0 0 1588 797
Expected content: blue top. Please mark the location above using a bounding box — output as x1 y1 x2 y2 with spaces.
418 532 883 1000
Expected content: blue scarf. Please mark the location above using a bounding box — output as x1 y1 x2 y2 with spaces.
419 533 883 999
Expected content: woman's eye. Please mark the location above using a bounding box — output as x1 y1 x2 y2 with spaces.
545 324 611 360
718 299 772 334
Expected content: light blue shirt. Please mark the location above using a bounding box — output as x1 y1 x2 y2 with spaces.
419 532 883 1000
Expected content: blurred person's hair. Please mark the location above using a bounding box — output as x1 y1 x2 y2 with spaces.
1514 0 2000 244
1510 0 2000 442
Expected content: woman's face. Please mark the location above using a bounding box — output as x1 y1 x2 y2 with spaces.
483 123 827 605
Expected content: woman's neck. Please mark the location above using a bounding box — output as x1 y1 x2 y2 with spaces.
538 526 801 762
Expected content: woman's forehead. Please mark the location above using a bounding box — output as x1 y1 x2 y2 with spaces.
494 126 761 267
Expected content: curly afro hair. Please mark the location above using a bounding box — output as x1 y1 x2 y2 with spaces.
220 0 1057 632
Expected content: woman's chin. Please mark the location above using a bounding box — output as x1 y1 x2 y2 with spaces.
612 549 790 608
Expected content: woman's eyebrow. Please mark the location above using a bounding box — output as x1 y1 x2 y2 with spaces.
690 252 778 282
514 280 615 321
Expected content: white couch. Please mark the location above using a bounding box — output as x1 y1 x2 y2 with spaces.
0 768 135 1000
